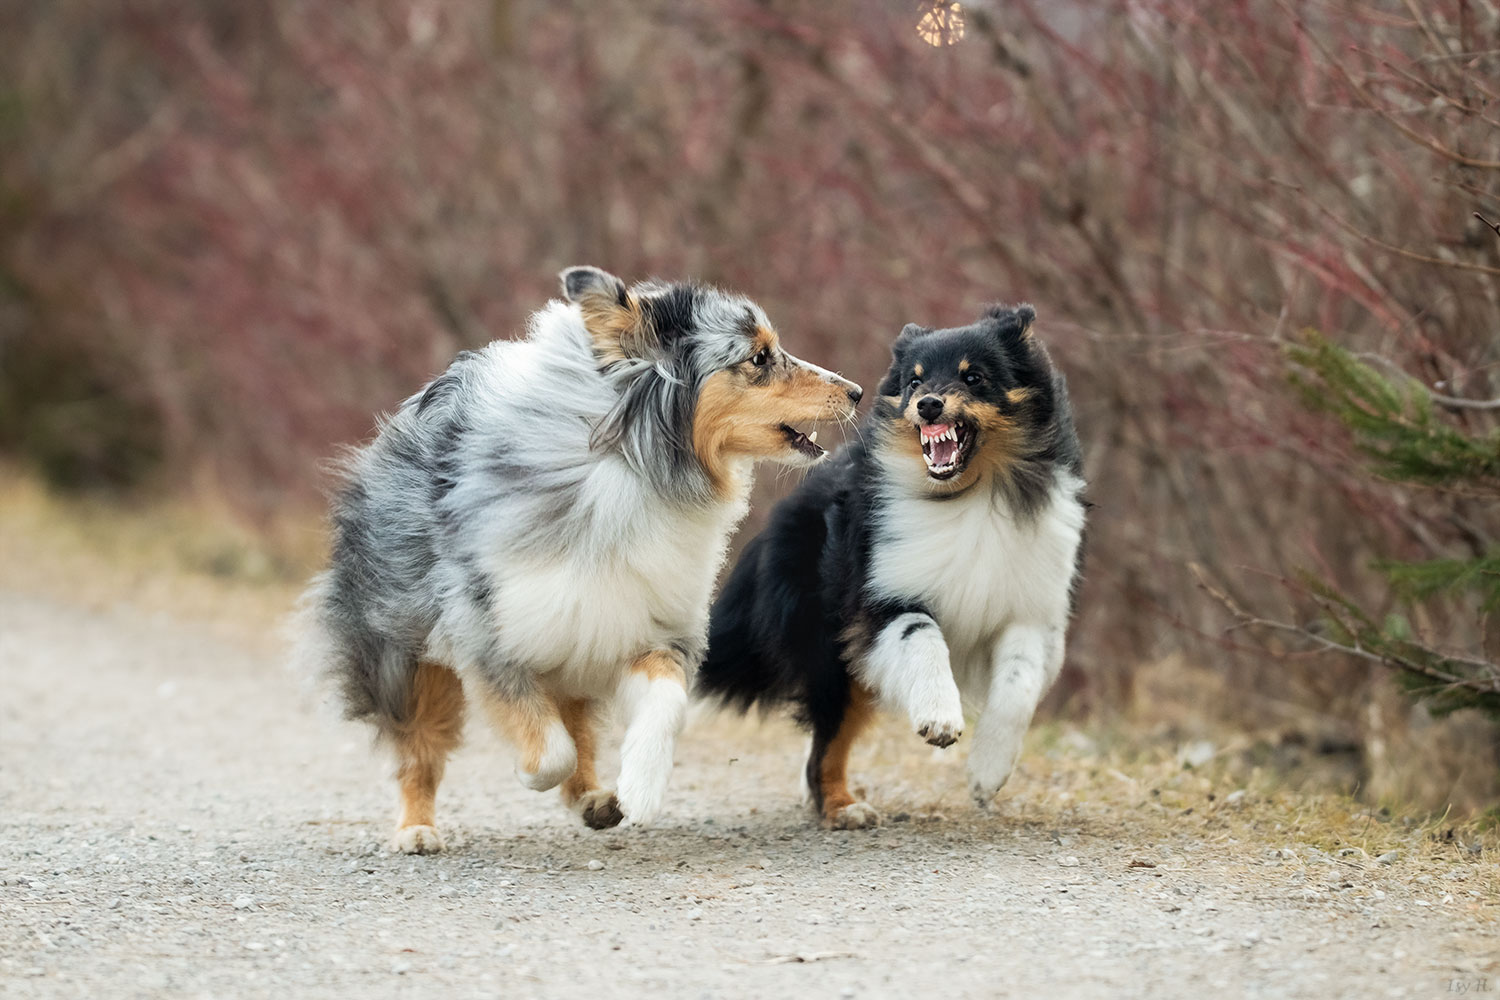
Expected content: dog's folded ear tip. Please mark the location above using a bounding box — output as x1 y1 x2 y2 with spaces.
892 323 929 352
561 266 627 306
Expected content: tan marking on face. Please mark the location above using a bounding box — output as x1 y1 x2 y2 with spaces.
752 326 780 356
882 393 1026 493
692 358 855 495
958 359 970 373
477 683 565 776
818 682 876 823
1007 387 1032 405
578 293 646 365
913 363 924 378
393 661 466 832
957 398 1027 489
629 648 687 685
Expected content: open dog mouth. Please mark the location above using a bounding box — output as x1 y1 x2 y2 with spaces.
919 420 972 479
780 423 824 458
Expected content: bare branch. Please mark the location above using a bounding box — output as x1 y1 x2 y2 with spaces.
1272 179 1500 277
1351 351 1500 412
1192 564 1500 699
1284 2 1500 170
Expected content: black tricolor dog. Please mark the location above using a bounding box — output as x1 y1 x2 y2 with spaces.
698 305 1086 828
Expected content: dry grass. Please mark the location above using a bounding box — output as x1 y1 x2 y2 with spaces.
0 466 313 633
874 714 1497 912
705 707 1500 917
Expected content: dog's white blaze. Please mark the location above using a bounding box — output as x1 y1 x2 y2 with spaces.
614 671 688 826
856 612 963 737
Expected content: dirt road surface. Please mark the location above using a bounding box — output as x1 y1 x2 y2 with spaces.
2 585 1496 999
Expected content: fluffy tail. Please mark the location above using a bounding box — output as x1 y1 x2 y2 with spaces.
290 571 419 739
697 527 830 714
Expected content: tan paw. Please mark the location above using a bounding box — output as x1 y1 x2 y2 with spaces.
391 824 445 855
823 801 882 830
575 789 624 830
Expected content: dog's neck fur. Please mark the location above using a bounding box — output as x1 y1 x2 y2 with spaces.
544 303 745 512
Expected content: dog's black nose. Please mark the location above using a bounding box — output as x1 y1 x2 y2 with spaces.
847 384 863 404
916 395 945 421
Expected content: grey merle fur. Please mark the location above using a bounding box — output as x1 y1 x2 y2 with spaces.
299 270 787 734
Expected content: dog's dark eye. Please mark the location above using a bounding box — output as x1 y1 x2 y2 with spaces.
963 372 982 386
751 349 770 367
909 376 922 389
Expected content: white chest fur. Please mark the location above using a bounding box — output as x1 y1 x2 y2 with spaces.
484 471 750 693
866 472 1084 670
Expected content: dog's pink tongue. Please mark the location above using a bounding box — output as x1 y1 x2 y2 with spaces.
930 437 959 466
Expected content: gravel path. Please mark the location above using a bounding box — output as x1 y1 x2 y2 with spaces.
1 587 1495 999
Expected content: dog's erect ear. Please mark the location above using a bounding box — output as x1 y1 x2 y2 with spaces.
560 266 647 364
986 303 1036 343
878 323 930 396
891 323 930 356
560 266 628 308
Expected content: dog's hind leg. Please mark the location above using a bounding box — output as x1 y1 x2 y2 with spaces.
613 649 689 826
558 698 623 829
477 679 578 794
391 661 466 854
805 681 880 830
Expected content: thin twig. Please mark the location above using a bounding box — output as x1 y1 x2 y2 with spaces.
1476 212 1500 239
1351 351 1500 411
761 951 860 965
1282 2 1500 170
1271 178 1500 277
1190 563 1500 699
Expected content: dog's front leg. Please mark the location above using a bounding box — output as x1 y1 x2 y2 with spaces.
967 623 1063 806
475 677 578 794
854 607 964 748
614 648 689 826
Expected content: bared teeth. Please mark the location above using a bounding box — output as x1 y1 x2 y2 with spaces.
807 431 817 444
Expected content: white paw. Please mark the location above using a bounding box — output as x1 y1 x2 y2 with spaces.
824 801 882 830
968 770 1013 808
910 680 964 748
516 722 577 792
614 776 666 828
917 716 963 748
967 733 1024 806
391 824 445 855
913 700 965 749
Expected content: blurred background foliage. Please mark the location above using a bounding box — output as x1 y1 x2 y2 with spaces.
2 0 1498 810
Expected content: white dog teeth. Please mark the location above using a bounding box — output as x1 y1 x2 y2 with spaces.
808 431 817 444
